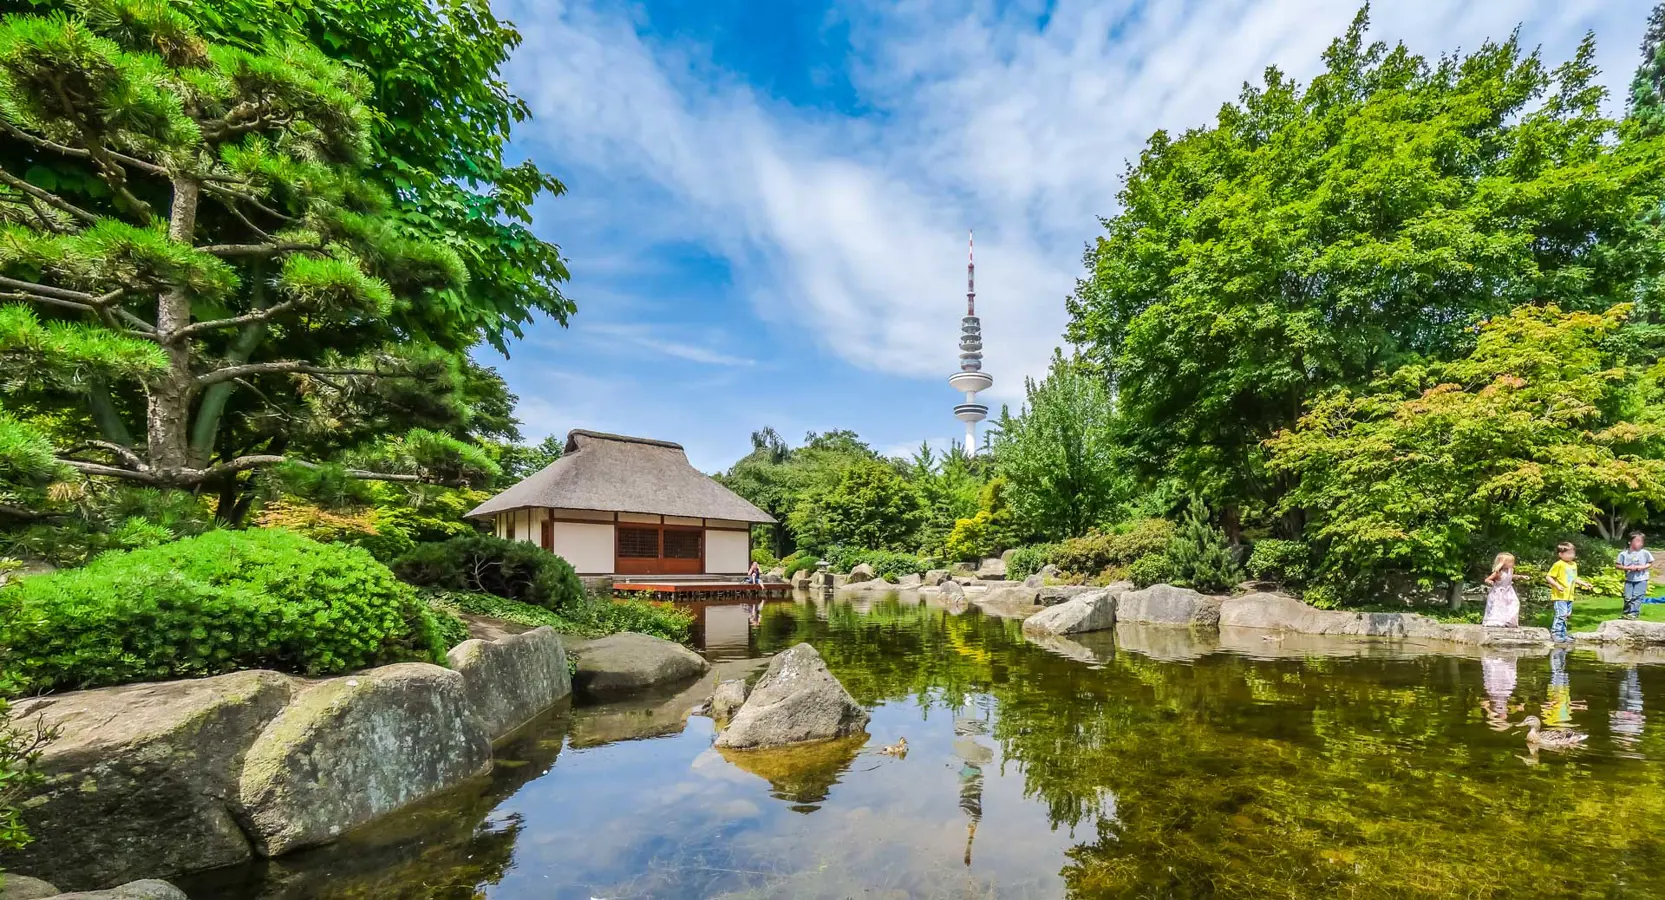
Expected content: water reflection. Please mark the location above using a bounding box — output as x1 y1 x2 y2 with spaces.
187 595 1665 899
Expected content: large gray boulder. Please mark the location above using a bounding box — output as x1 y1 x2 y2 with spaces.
1022 588 1118 636
1118 584 1224 627
1 875 58 900
790 569 810 589
709 679 750 721
571 632 710 698
923 568 951 586
44 882 188 900
1038 564 1062 581
1022 573 1044 588
938 579 965 598
949 561 977 578
975 557 1007 581
979 584 1040 605
846 563 876 584
896 572 922 589
1038 585 1096 606
446 627 571 740
715 644 869 750
237 663 493 857
0 670 293 889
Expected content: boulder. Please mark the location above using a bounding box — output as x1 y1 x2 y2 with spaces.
237 663 493 857
715 644 870 750
923 569 951 586
1022 588 1118 636
950 562 977 578
709 679 750 721
1219 592 1552 647
766 566 786 580
43 882 188 900
1 875 59 900
570 632 711 698
790 569 810 589
938 579 965 598
831 574 850 589
446 627 571 740
846 563 876 584
975 557 1007 581
1037 585 1096 606
808 571 827 589
1022 573 1043 589
896 573 922 589
1117 584 1223 627
1038 564 1062 581
979 585 1040 605
0 670 294 889
1575 619 1665 645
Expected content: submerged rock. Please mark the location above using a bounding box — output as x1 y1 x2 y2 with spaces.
44 881 188 900
715 644 869 750
570 632 710 699
237 663 493 857
1022 588 1118 636
0 670 294 889
1118 584 1223 627
446 627 571 740
568 670 716 748
710 679 750 721
1 875 59 900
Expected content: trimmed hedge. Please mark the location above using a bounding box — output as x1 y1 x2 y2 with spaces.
391 534 584 612
0 529 445 696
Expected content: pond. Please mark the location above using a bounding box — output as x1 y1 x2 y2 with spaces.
180 593 1665 899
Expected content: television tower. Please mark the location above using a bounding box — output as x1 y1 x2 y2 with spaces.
949 231 992 454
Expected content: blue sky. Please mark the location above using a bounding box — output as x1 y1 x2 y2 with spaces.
483 0 1649 473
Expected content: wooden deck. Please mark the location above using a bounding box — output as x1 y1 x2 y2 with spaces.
609 577 790 599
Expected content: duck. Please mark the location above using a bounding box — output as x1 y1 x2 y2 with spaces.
1521 716 1586 749
878 737 908 757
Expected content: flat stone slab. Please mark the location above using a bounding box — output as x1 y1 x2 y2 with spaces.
1574 619 1665 645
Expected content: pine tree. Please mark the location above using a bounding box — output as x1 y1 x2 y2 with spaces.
1164 505 1241 593
0 0 498 493
1631 4 1665 137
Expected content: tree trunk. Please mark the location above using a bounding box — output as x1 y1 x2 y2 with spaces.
1447 580 1464 611
189 261 268 466
148 178 201 480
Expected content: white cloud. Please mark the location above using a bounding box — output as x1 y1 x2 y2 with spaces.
582 322 757 367
501 0 1646 402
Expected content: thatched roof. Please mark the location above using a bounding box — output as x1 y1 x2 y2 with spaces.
467 430 774 523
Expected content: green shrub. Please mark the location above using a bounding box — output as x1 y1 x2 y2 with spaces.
782 554 822 579
751 547 778 568
1247 539 1310 585
1053 518 1176 575
1165 507 1242 593
944 512 993 562
428 590 693 643
1005 544 1058 580
391 534 583 612
1127 553 1174 588
1 697 52 856
824 547 929 580
428 604 472 649
0 529 445 695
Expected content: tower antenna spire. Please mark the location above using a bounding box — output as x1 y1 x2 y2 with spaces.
949 230 992 455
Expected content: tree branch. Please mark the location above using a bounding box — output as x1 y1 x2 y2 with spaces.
196 241 319 258
172 300 299 340
57 458 161 483
203 455 439 484
62 440 149 471
195 361 411 387
0 169 97 224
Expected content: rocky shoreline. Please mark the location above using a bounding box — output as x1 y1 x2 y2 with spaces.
1 627 707 895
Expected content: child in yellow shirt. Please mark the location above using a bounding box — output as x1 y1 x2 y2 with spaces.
1547 542 1594 642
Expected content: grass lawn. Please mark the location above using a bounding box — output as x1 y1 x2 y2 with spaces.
1524 592 1665 633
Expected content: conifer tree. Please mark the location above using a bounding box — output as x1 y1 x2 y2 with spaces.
1631 3 1665 137
0 0 500 495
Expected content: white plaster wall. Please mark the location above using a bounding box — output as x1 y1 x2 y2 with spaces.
706 529 750 574
552 521 615 574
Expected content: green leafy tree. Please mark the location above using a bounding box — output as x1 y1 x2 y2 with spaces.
992 352 1125 540
1267 304 1665 603
1066 9 1665 522
720 427 879 556
789 458 922 553
908 440 985 555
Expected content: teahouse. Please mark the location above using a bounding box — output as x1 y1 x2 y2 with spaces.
467 430 773 576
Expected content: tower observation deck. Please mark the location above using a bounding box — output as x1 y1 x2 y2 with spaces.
949 232 992 453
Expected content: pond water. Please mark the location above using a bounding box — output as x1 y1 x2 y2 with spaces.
181 593 1665 899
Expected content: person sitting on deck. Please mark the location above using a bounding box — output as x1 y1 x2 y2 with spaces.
746 559 762 585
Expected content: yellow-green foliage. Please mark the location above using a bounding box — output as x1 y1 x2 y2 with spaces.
1053 518 1176 576
0 529 445 695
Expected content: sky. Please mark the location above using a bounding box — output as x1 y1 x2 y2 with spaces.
483 0 1653 473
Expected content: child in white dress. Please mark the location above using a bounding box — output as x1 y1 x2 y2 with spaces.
1482 552 1519 627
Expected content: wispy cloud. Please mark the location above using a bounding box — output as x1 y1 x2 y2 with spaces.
581 322 757 367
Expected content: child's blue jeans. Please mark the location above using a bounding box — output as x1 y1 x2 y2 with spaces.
1552 601 1573 641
